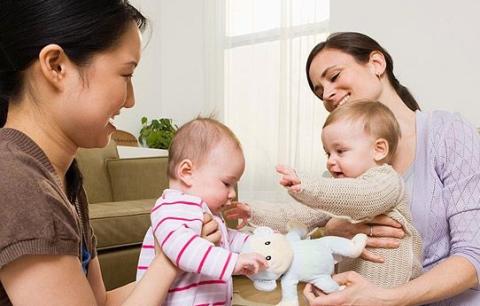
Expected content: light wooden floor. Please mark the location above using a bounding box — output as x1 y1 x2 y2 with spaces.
232 276 308 306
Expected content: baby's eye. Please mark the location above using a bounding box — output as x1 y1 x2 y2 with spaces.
223 182 231 187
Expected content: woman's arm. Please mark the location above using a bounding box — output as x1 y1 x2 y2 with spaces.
0 254 177 306
87 253 177 306
0 255 98 306
394 256 477 305
1 213 221 306
304 255 477 306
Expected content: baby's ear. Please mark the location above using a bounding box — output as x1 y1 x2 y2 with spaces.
373 138 389 162
177 159 194 187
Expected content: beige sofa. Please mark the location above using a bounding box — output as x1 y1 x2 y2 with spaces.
76 141 168 290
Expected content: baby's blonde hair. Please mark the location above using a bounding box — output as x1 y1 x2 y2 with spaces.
323 101 401 163
167 117 242 179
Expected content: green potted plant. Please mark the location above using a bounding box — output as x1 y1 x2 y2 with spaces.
139 117 178 149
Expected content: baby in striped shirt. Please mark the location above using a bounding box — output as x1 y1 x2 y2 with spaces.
136 117 268 306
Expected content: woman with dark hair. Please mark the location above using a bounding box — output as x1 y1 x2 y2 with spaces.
226 31 480 305
0 1 219 305
301 32 480 305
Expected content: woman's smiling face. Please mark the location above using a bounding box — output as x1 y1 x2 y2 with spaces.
308 48 383 112
59 21 142 149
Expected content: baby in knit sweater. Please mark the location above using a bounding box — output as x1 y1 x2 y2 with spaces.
227 101 423 288
136 117 267 306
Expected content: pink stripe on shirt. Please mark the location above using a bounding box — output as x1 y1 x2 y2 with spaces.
196 302 226 306
168 280 226 292
153 217 202 234
219 252 232 280
197 245 213 273
161 229 176 248
151 200 202 213
176 234 199 266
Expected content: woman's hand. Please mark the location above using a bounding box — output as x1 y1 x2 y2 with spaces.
201 213 222 245
303 271 396 306
223 202 251 229
325 215 405 262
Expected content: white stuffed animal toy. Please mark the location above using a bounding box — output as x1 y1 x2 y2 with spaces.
241 222 367 306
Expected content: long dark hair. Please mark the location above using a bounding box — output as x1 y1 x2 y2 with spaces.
0 0 147 128
306 32 420 111
0 0 147 202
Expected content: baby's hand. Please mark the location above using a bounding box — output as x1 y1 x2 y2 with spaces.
223 202 251 229
233 252 268 276
276 164 302 192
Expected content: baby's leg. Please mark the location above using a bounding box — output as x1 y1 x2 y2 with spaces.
322 234 367 258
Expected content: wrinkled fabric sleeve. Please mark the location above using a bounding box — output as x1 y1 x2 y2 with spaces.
438 113 480 283
248 199 331 233
151 199 237 280
290 166 402 223
0 167 80 268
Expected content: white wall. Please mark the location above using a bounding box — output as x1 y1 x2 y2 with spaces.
330 0 480 126
116 0 213 137
120 0 480 138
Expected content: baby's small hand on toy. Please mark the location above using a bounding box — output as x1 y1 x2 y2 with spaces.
234 252 269 276
224 202 251 229
276 164 302 192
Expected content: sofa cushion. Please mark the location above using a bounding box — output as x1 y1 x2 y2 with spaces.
98 247 141 290
89 199 155 250
107 157 169 202
76 141 119 203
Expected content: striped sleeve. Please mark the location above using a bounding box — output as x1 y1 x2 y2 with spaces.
151 196 238 280
227 228 250 253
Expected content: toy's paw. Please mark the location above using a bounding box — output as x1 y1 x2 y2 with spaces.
352 233 367 257
276 300 299 306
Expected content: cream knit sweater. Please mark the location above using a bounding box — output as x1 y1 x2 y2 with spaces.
249 164 423 288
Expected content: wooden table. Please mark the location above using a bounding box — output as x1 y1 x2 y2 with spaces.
232 276 308 306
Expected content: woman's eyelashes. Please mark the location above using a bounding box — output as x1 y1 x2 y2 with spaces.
316 71 340 99
330 72 339 82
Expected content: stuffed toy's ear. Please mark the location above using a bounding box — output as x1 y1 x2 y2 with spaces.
253 226 275 237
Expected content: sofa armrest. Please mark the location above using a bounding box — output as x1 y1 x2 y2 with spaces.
107 156 169 202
